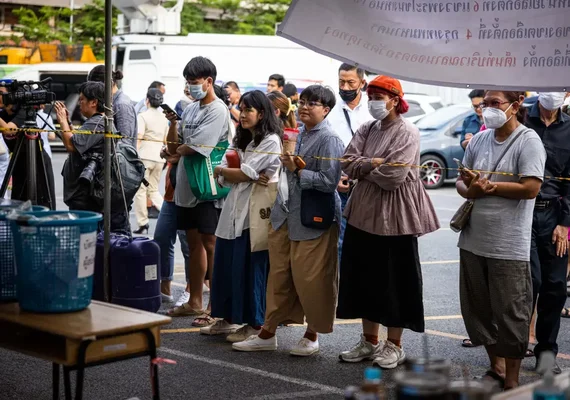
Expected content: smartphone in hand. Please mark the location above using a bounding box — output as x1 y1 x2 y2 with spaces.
160 104 182 120
453 158 466 170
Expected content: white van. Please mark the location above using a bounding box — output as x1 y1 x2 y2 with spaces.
113 33 342 107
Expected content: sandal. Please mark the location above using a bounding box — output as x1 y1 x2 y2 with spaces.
192 313 215 328
475 370 505 389
462 338 478 348
525 348 535 358
166 303 204 317
561 308 570 318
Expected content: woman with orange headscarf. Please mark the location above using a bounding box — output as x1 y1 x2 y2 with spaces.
337 76 440 368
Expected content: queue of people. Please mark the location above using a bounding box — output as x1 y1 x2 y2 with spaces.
1 50 569 392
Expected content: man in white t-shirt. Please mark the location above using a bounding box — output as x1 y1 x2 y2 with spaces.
328 64 374 261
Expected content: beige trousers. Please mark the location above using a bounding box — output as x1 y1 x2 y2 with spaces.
264 222 339 333
134 160 164 226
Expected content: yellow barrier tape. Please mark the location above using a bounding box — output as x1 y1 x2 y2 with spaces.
2 126 569 182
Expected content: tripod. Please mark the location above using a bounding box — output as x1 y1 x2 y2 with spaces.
0 106 54 209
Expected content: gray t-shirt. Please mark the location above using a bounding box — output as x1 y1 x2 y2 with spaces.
457 125 546 261
175 98 229 209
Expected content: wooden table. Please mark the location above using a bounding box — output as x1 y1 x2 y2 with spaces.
0 300 171 400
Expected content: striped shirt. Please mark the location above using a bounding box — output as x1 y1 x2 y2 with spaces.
271 118 345 241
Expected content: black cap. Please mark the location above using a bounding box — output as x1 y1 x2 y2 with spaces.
147 88 163 103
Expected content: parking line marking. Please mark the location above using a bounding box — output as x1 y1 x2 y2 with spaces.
171 281 186 287
422 260 459 265
159 347 344 395
252 390 328 399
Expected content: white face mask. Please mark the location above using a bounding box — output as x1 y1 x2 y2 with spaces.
368 100 392 120
538 92 566 111
482 103 514 129
187 81 207 100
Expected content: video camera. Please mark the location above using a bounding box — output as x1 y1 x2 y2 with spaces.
0 78 56 107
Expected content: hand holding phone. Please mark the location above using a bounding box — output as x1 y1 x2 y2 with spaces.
160 104 182 120
453 158 466 170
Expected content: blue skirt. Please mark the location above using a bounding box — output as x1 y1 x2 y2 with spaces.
211 229 269 327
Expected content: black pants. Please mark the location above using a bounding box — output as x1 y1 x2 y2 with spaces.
531 202 568 357
11 146 56 210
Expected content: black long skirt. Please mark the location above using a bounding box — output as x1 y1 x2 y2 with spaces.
336 224 425 333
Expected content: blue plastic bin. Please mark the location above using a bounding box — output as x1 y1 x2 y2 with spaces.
9 210 102 313
0 200 48 302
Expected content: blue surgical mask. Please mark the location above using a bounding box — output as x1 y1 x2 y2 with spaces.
187 81 207 100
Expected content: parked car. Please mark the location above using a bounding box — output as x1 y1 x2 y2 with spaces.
404 94 445 123
416 104 474 189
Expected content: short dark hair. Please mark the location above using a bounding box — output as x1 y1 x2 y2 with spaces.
79 81 105 113
339 63 365 79
183 56 217 82
149 81 165 89
214 84 231 107
469 89 485 99
299 85 336 116
268 74 285 88
282 83 298 98
224 81 240 92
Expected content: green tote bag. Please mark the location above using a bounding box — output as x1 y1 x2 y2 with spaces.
184 140 231 201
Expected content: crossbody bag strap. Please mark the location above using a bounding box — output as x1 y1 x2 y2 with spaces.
342 108 355 136
489 127 526 175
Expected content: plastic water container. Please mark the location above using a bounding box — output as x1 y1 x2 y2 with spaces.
9 210 102 313
0 200 48 301
110 236 161 313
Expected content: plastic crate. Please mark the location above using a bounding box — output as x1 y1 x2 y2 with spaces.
9 210 102 313
0 200 48 301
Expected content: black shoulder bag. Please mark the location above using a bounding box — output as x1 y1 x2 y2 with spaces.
300 133 336 230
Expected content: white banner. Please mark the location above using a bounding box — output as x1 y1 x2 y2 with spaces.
278 0 570 91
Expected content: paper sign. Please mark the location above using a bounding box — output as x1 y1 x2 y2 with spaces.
145 264 158 281
278 0 570 91
77 232 97 279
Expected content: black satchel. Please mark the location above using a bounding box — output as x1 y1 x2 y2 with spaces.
300 189 335 230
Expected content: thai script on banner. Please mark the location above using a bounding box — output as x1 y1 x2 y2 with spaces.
278 0 570 90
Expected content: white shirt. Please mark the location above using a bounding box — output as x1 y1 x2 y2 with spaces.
327 92 374 148
215 134 282 240
137 107 168 163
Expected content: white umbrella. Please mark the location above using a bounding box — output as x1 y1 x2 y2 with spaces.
278 0 570 91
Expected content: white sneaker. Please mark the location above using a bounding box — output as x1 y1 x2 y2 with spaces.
226 326 261 343
290 337 319 357
200 319 241 335
161 293 174 303
203 283 210 293
175 290 190 307
339 334 384 363
232 335 277 352
372 340 406 369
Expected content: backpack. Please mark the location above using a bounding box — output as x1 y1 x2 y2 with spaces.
93 139 146 213
110 140 146 211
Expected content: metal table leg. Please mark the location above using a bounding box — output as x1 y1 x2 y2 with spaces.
143 329 160 400
63 366 72 400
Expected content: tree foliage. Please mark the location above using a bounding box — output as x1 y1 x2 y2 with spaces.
72 0 119 58
9 0 289 58
11 6 72 44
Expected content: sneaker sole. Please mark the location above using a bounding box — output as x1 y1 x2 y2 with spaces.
290 348 319 357
338 354 377 363
232 345 277 352
373 355 407 369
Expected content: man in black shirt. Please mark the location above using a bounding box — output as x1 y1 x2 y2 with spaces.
0 89 56 209
525 92 570 374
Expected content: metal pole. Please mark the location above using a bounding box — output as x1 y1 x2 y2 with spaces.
103 0 113 303
69 0 74 43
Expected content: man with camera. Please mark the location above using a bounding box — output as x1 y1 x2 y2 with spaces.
54 81 106 214
0 86 56 209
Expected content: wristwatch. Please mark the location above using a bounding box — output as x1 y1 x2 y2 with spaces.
293 167 300 177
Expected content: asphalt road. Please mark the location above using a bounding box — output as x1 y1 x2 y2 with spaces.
3 153 570 399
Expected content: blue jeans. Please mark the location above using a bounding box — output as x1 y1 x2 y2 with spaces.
154 201 190 282
338 191 349 263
